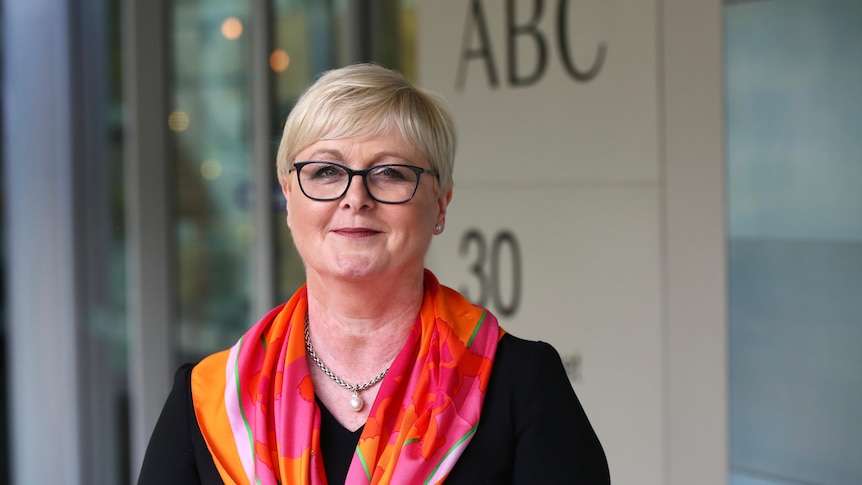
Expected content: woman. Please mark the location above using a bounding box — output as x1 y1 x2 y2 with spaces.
139 63 610 484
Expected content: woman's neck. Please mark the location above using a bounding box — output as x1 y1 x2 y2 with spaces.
303 269 424 377
302 270 424 430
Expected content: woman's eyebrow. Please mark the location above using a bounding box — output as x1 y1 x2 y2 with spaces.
374 151 413 163
306 149 414 165
305 148 344 160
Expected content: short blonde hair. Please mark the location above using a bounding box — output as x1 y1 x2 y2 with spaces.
276 64 456 194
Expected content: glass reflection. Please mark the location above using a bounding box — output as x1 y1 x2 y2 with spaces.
173 0 255 361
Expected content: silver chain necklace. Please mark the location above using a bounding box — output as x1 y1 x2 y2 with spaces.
304 314 390 412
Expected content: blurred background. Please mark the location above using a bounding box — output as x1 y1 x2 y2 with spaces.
2 0 861 483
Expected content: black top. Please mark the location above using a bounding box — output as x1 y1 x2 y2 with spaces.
317 396 362 484
138 334 610 484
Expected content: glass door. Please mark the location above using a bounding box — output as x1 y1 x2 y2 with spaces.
726 1 862 483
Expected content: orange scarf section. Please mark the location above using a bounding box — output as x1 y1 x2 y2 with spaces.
192 270 502 484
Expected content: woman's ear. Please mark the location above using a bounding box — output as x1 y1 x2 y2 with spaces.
436 188 453 228
281 178 292 227
282 177 293 207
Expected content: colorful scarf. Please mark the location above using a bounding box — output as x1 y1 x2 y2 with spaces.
191 270 501 484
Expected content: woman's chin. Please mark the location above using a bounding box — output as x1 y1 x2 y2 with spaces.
308 252 421 283
327 257 383 281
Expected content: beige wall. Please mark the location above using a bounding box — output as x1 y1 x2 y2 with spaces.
419 1 726 483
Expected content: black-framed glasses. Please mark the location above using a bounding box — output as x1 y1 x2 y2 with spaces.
290 161 438 204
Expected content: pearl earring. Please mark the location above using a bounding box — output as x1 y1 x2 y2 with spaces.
435 224 443 234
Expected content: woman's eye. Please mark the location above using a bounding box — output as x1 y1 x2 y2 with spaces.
375 166 410 182
310 164 344 179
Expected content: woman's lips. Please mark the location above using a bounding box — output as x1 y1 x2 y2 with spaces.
333 227 381 238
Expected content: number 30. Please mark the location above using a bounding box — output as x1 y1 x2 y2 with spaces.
459 229 522 316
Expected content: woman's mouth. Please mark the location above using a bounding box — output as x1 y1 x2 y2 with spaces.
333 227 381 238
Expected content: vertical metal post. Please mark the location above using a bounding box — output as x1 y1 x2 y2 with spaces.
2 1 84 483
123 0 175 480
344 0 373 64
72 0 123 481
251 0 277 318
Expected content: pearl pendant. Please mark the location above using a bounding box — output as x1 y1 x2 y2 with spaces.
350 391 364 412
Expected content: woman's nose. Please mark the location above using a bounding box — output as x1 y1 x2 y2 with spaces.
340 173 375 208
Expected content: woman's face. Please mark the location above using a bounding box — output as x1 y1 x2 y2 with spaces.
282 126 452 283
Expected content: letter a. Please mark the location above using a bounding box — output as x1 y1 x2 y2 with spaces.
456 0 499 91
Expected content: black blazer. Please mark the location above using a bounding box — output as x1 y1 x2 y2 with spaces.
138 334 610 484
